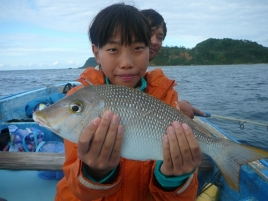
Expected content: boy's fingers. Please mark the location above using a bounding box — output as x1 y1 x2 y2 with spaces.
174 122 192 163
161 134 173 174
193 108 205 117
88 111 113 156
162 134 171 164
77 117 100 155
109 125 124 165
182 123 202 164
99 114 120 160
167 125 183 166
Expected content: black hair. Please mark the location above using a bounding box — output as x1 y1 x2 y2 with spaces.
140 9 167 40
89 3 151 48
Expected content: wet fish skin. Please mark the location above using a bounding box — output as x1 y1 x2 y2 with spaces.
33 84 268 191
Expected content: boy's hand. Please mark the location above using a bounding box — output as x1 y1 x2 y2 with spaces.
160 121 202 176
179 100 205 119
77 111 123 180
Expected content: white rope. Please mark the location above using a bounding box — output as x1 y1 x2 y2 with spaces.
208 114 268 127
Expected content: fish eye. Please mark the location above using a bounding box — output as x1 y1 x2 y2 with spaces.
70 102 83 113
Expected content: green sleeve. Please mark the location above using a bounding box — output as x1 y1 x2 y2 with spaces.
154 161 195 189
82 164 117 183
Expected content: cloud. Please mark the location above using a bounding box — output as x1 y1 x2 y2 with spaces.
1 0 268 70
67 60 73 64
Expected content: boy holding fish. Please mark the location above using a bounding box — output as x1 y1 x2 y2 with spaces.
55 3 201 201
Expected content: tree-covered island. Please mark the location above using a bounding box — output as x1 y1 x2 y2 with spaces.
79 38 268 68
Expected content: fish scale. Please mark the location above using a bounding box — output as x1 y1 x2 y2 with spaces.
33 84 268 191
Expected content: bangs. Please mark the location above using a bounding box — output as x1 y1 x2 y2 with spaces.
89 4 151 48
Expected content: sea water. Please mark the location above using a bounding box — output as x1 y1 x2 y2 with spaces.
0 64 268 151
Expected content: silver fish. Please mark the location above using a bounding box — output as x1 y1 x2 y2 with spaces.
33 85 268 191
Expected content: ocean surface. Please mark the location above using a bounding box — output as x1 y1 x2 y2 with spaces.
0 64 268 151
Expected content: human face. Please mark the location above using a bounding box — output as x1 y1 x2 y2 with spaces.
93 33 149 88
149 24 164 61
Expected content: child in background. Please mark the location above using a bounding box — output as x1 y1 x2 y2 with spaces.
55 3 201 201
140 8 206 119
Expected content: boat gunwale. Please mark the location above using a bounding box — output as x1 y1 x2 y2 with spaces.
0 81 80 101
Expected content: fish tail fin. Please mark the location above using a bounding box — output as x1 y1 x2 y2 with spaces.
211 139 268 191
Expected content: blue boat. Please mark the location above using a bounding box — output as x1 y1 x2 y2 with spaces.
0 83 267 201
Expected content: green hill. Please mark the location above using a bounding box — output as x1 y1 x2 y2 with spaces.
80 38 268 68
79 57 97 68
150 38 268 65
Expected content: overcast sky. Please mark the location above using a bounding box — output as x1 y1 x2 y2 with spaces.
1 0 268 70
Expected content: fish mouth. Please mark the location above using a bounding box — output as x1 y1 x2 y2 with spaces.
33 113 51 128
33 113 60 135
